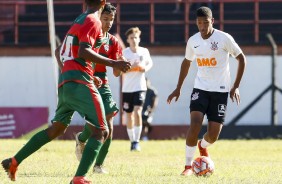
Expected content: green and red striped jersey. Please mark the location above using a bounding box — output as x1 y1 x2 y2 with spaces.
59 11 104 87
94 33 122 82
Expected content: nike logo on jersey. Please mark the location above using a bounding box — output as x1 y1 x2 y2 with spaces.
194 45 200 48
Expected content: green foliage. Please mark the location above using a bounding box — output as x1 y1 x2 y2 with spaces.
0 139 282 184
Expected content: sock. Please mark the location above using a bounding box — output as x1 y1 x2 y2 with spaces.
14 130 51 164
185 145 197 166
201 137 212 148
78 124 92 143
75 137 102 176
127 128 135 142
95 138 112 166
134 126 142 142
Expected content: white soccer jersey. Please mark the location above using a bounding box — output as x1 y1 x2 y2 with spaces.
185 29 242 92
122 47 153 92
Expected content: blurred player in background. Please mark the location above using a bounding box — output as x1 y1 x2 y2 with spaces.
1 1 131 183
74 2 125 174
141 78 158 140
122 27 153 151
167 6 246 176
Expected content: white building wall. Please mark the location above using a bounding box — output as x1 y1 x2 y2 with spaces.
0 56 281 126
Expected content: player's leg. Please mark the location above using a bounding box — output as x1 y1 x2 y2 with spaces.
123 92 136 150
181 88 208 176
74 124 91 161
74 85 118 162
131 105 142 150
131 91 146 151
94 85 119 173
125 111 135 150
70 83 108 182
141 118 149 140
198 121 222 157
145 114 154 140
13 122 67 164
181 111 205 176
198 91 228 157
94 112 114 174
1 86 72 181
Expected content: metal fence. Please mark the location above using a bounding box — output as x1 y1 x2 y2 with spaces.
0 0 282 45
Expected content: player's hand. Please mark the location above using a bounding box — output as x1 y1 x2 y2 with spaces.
113 60 131 73
128 60 145 73
230 87 240 105
113 54 127 76
137 65 145 72
93 76 102 88
167 88 181 104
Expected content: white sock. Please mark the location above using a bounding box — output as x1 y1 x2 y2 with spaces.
127 128 135 142
185 145 197 166
134 126 142 142
201 137 212 148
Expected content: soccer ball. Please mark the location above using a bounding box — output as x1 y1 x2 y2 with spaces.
192 156 215 176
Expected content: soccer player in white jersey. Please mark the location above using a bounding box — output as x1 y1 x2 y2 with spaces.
167 6 246 176
122 27 153 151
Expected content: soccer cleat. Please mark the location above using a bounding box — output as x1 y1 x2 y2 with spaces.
70 176 92 184
1 157 18 181
93 165 109 174
198 140 209 157
180 165 193 176
74 132 86 161
131 141 141 151
130 142 134 151
141 136 149 141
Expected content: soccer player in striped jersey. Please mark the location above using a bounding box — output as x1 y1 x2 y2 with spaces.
1 1 131 183
74 2 124 174
167 6 246 176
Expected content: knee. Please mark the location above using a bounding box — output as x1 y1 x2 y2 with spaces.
104 129 109 140
46 123 67 140
90 127 109 142
107 126 113 139
134 106 143 115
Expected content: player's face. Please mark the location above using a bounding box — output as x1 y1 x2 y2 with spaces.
100 12 115 33
127 33 140 47
196 16 214 39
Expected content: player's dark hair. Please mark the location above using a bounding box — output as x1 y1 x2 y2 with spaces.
125 27 141 38
102 3 116 15
196 6 213 18
85 0 101 6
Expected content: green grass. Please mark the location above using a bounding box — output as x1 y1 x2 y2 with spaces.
0 139 282 184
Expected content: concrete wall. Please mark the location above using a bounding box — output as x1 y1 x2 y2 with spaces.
0 56 281 126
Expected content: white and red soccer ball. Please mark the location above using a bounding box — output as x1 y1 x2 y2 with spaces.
192 156 215 176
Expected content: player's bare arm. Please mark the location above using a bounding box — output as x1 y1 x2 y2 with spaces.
230 53 246 105
167 58 191 104
55 45 63 71
78 44 131 73
113 54 126 77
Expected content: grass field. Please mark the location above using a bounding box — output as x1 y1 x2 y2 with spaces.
0 139 282 184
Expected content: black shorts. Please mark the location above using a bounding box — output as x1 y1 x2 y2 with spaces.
190 88 228 123
122 91 146 113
